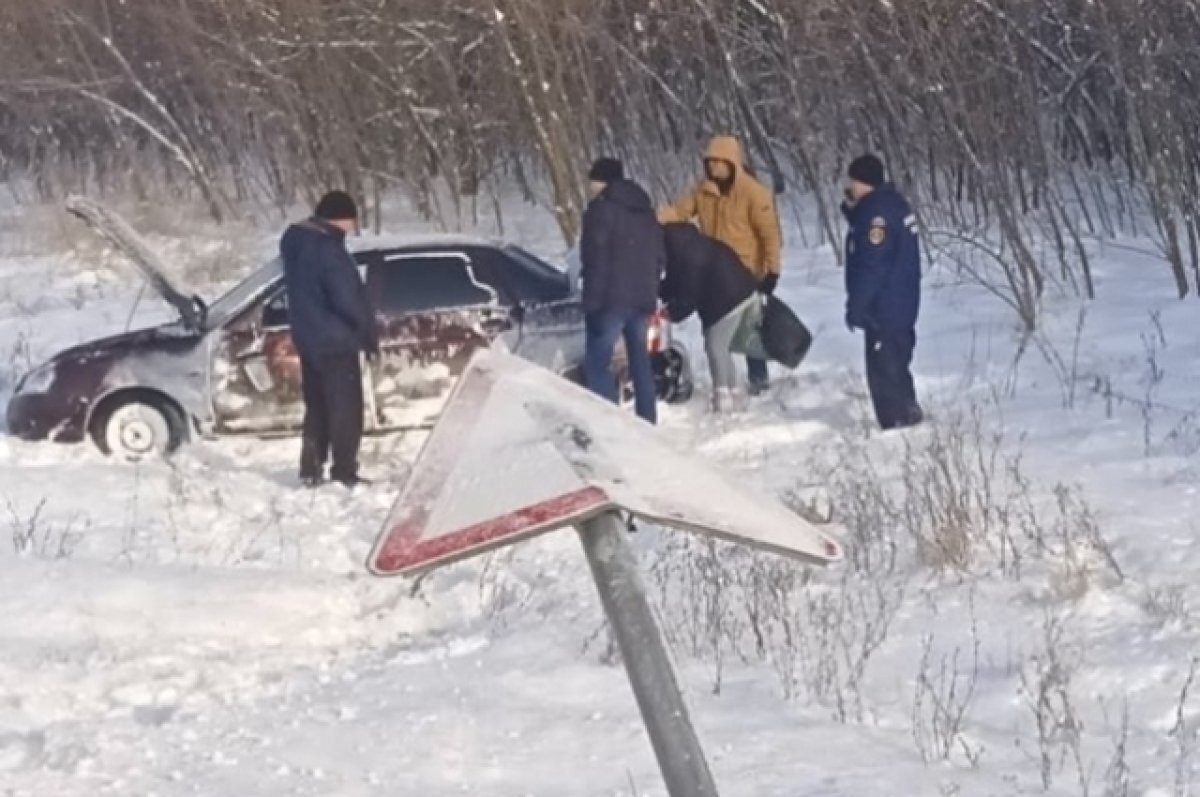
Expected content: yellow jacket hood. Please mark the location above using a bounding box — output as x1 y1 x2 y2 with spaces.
705 135 744 169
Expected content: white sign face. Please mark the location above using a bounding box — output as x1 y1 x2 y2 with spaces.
369 350 843 576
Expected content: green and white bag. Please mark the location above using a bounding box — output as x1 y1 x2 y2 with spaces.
728 296 769 361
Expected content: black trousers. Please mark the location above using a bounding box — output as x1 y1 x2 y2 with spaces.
865 327 923 430
299 353 364 482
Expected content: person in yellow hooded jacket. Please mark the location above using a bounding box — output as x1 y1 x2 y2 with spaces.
659 135 782 393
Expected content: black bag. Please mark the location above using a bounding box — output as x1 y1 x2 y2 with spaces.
761 295 812 369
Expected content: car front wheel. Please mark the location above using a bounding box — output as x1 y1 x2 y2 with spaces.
92 395 187 460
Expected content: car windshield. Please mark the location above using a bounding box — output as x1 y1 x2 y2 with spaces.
204 258 283 330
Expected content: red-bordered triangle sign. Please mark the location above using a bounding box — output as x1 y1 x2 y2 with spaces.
369 350 842 577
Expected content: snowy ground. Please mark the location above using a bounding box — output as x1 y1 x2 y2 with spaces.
1 196 1199 796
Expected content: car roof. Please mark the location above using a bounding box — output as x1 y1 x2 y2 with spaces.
347 232 500 254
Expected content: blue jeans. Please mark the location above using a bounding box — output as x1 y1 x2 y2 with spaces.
747 357 769 386
584 311 657 424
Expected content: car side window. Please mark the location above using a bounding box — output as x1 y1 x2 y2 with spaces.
370 254 496 315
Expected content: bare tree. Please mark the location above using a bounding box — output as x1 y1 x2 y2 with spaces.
2 0 1200 316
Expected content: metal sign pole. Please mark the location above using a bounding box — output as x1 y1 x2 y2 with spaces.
577 512 719 797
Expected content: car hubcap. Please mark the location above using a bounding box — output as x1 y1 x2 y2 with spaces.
107 404 170 459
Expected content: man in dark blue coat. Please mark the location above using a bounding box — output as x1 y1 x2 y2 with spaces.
280 191 378 487
843 155 924 430
580 157 664 424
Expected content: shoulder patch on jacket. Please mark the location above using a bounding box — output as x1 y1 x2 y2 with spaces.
868 216 887 246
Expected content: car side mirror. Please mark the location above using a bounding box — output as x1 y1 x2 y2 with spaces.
191 295 209 330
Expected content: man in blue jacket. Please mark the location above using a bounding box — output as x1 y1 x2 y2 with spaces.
280 191 378 487
580 157 664 424
843 155 924 430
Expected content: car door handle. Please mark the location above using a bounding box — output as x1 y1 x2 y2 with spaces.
480 315 511 334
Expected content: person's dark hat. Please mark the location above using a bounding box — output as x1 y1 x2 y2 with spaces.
847 155 886 188
314 191 359 221
588 157 624 184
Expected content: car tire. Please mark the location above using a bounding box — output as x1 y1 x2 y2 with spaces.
617 352 696 407
665 375 695 405
91 394 188 460
655 347 694 405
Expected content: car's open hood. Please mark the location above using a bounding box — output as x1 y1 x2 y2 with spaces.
66 196 205 330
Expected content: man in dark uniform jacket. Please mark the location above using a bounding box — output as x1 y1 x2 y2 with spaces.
842 155 924 430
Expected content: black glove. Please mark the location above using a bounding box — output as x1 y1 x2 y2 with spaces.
759 273 779 296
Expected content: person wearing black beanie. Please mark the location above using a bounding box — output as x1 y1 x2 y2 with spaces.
847 155 886 191
841 156 925 430
588 157 624 189
279 191 377 487
314 191 359 225
579 156 664 424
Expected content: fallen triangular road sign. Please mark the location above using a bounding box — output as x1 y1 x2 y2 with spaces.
369 349 842 576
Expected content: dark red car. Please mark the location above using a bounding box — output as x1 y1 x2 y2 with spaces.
7 213 692 459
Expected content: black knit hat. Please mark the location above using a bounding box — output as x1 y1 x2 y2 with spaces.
847 155 886 188
588 157 624 184
314 191 359 221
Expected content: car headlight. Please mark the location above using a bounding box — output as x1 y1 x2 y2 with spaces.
16 362 56 395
